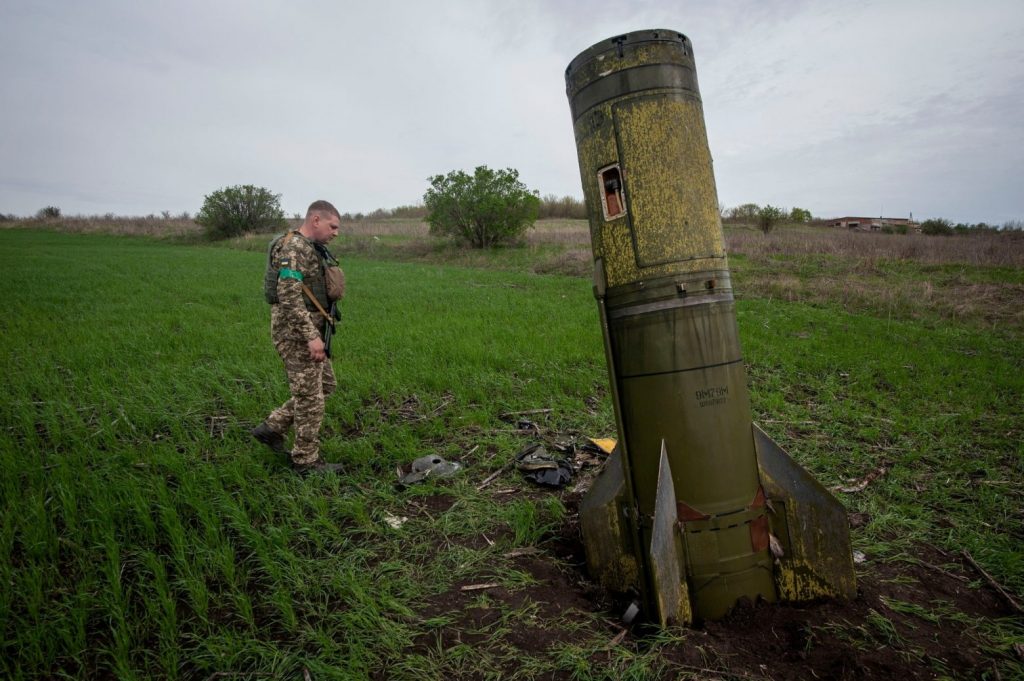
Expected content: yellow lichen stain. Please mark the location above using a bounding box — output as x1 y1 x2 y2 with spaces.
655 571 694 626
775 559 844 601
575 109 616 266
678 587 694 625
582 495 641 594
769 498 857 602
617 556 640 590
616 96 724 269
572 68 730 288
579 94 727 289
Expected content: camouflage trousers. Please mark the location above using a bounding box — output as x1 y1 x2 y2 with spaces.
264 338 336 466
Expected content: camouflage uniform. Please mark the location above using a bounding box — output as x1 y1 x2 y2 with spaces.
263 231 336 467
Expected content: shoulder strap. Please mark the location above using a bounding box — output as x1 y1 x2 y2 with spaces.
301 283 334 325
268 230 297 263
278 230 297 251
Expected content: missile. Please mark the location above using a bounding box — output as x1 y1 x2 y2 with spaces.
565 30 856 625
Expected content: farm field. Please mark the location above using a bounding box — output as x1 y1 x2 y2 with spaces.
1 226 1022 679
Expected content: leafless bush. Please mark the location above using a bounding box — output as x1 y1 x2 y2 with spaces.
340 220 429 237
538 195 587 220
335 218 590 246
343 205 427 221
525 219 589 246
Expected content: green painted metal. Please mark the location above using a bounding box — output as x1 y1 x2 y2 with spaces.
567 29 855 625
649 442 691 626
753 424 857 602
578 446 640 594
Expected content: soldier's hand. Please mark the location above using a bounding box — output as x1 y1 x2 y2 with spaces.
307 337 327 362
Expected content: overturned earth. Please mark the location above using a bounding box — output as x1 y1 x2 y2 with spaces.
377 484 1017 680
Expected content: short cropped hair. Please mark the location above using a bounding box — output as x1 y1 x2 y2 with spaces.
306 200 340 220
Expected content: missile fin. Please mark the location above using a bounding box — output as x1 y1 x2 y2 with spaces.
580 447 641 594
753 423 857 601
649 440 693 626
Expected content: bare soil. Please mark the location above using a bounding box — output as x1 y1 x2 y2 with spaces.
401 492 1015 680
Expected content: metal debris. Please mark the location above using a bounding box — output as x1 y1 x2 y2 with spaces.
515 443 573 488
397 455 462 486
586 437 616 454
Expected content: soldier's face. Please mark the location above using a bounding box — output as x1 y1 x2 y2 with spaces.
310 212 340 243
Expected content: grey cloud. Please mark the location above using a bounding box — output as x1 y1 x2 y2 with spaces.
0 0 1021 222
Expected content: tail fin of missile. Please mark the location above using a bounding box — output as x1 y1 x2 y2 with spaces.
579 446 641 595
649 441 692 626
753 424 857 601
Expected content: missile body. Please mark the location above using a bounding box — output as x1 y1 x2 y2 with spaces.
565 30 855 625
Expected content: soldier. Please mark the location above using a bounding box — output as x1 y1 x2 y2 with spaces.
252 200 345 475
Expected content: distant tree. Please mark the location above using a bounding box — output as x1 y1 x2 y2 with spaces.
36 206 61 220
1002 219 1024 231
789 207 812 223
949 222 999 236
727 203 760 223
919 218 954 236
196 184 286 240
424 166 540 248
757 204 786 234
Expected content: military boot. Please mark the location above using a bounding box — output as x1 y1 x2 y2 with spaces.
251 422 288 456
294 458 345 477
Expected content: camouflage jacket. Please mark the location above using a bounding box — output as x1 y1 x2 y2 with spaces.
269 232 329 343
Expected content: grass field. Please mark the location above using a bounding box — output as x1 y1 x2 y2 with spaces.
1 227 1022 679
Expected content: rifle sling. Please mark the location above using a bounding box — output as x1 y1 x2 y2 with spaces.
301 284 335 327
279 231 335 327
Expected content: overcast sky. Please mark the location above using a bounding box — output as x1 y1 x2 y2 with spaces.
2 0 1022 224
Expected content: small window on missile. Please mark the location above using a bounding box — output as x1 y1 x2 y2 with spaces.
598 165 626 220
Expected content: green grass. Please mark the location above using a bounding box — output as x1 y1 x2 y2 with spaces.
1 229 1021 679
0 230 606 679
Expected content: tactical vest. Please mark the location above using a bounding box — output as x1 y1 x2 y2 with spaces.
263 231 330 314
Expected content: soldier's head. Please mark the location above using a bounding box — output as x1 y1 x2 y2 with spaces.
302 200 341 244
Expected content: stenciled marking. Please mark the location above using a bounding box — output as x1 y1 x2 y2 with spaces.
695 385 729 407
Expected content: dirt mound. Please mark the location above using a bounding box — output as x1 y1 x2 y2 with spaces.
400 494 1013 680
